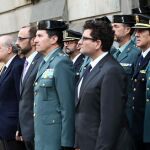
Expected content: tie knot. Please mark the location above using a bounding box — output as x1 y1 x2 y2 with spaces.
23 60 28 69
82 64 92 78
25 60 28 66
2 66 7 71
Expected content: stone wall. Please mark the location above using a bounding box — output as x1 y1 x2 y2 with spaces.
0 0 140 35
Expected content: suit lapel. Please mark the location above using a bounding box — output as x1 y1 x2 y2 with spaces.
20 53 41 94
117 41 134 62
76 54 110 106
74 54 84 66
0 55 17 83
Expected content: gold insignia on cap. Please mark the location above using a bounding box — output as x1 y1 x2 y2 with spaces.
63 31 68 39
37 21 39 26
135 15 139 23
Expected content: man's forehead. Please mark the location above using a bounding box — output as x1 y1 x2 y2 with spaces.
112 23 124 26
36 30 47 35
19 27 30 35
83 29 92 35
136 28 150 32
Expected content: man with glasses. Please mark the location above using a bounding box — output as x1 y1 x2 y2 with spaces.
34 20 75 150
75 19 133 150
63 29 84 83
15 25 42 150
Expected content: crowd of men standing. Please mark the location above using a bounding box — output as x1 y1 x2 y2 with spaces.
0 5 149 150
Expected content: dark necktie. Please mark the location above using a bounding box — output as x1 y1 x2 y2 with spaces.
82 64 92 84
115 50 121 58
0 66 7 79
138 55 144 66
22 60 28 81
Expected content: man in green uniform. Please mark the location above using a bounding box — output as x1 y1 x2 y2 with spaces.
34 20 75 150
112 15 140 126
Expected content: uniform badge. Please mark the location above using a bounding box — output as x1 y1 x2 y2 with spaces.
140 70 146 74
41 68 54 78
120 63 132 67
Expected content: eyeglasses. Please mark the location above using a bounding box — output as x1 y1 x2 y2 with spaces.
17 37 32 41
80 36 95 41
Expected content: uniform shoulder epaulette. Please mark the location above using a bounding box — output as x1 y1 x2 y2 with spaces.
58 52 66 56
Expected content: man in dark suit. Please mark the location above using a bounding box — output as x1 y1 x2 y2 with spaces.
15 25 42 150
131 14 150 150
75 19 133 150
0 35 25 150
63 29 85 83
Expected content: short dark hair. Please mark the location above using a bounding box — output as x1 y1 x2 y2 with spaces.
46 30 63 48
123 23 135 36
83 20 114 52
22 25 37 38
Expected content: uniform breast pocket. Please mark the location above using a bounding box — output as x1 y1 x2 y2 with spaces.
39 78 54 88
122 65 133 75
39 78 55 101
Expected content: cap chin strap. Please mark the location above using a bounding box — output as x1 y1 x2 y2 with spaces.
134 23 150 28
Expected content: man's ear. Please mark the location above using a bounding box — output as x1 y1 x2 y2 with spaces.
50 35 58 44
30 37 36 46
7 45 13 54
125 27 131 35
95 40 102 50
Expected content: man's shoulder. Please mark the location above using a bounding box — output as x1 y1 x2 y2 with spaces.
12 55 24 67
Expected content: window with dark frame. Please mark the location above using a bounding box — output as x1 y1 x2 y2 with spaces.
139 0 150 7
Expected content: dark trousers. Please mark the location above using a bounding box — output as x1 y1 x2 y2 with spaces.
134 140 150 150
0 140 26 150
24 141 34 150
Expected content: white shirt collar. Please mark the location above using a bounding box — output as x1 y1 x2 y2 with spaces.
5 54 16 68
26 51 38 65
72 53 81 64
142 47 150 58
90 52 108 70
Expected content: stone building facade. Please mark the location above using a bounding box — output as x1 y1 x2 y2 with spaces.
0 0 149 35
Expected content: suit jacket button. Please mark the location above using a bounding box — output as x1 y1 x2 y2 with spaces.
142 78 145 81
133 88 136 91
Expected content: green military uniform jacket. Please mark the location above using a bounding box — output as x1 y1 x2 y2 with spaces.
113 40 140 126
34 48 75 150
144 61 150 142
